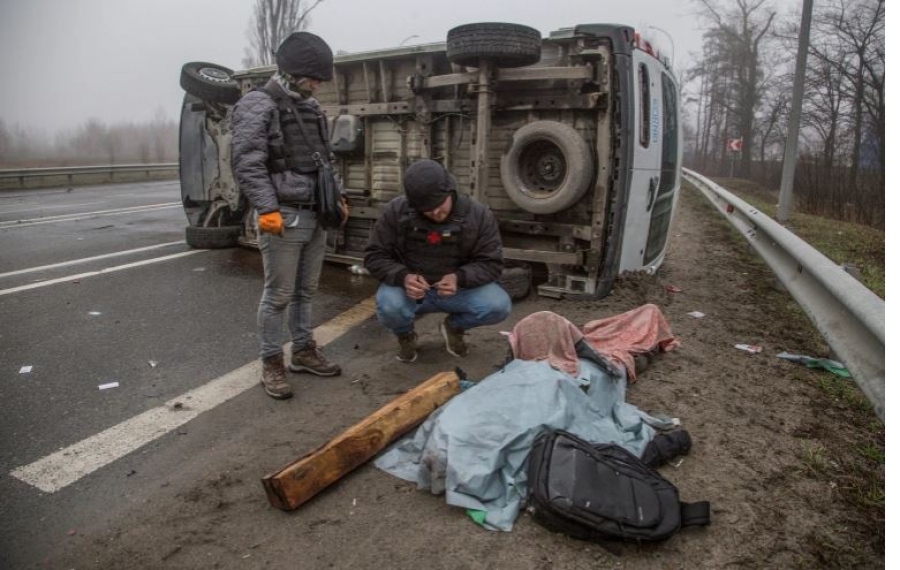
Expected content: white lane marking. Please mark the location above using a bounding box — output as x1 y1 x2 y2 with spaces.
0 250 203 297
0 241 186 279
0 201 106 214
0 202 180 228
10 296 377 493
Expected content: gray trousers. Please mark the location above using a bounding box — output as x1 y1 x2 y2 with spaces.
257 208 326 359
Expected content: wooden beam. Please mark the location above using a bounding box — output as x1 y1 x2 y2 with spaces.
261 371 461 511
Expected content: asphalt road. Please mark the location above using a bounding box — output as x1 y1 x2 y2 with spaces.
0 181 378 566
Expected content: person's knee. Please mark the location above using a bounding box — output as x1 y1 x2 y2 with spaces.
262 287 293 309
473 285 512 324
376 286 414 325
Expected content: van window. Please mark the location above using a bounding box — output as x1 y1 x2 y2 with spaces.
658 73 679 196
643 72 679 264
639 63 650 148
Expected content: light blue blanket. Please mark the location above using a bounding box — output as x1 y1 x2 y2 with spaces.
374 358 673 531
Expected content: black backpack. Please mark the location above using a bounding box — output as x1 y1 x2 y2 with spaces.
526 430 710 544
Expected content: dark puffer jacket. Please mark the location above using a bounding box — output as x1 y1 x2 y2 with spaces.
363 193 504 289
230 78 320 214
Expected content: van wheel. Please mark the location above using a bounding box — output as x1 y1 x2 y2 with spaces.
446 23 542 69
500 121 594 214
500 265 532 300
185 225 241 249
180 62 241 105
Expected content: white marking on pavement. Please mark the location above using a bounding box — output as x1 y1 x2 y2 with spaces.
10 296 377 493
0 202 180 228
0 201 106 214
0 241 185 279
0 250 203 297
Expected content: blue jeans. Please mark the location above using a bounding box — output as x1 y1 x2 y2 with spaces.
257 208 326 359
375 281 512 336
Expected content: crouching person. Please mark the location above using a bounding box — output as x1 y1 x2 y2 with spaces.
363 160 512 362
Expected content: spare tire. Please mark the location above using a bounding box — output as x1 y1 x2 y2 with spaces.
446 23 542 69
500 121 594 214
180 62 241 105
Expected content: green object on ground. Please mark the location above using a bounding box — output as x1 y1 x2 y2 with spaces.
776 351 851 378
466 509 487 526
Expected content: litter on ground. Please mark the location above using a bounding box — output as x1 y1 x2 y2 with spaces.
98 382 120 390
687 311 706 319
776 352 851 378
734 344 763 354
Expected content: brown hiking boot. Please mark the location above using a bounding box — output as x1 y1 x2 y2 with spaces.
396 331 418 363
439 317 468 357
261 354 293 399
289 341 341 376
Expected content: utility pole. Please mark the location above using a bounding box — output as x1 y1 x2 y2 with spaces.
777 0 813 223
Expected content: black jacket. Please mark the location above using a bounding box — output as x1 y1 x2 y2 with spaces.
363 193 504 289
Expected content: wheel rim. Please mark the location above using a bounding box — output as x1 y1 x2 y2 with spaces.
198 67 232 83
518 139 566 199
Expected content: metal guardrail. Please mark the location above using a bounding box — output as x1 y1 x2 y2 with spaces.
0 163 178 188
682 168 884 420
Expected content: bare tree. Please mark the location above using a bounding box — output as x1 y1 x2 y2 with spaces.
817 0 884 183
695 0 777 178
242 0 327 69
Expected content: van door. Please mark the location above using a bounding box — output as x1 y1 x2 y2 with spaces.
641 72 681 271
619 50 681 272
619 49 664 271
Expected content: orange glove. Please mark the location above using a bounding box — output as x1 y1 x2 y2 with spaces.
258 211 284 235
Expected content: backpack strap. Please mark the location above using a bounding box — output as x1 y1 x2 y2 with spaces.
679 501 711 527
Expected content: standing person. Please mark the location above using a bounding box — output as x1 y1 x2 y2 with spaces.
231 31 344 400
363 159 512 363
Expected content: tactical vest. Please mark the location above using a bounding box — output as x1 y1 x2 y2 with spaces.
401 194 471 284
259 85 330 174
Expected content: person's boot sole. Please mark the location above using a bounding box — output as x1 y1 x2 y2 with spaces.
261 380 293 399
396 351 418 363
439 321 467 357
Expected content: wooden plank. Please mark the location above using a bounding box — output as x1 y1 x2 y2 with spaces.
261 371 461 510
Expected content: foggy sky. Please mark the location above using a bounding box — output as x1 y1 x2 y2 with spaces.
0 0 713 134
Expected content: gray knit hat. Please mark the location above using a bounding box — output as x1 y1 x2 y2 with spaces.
404 160 456 212
275 32 333 81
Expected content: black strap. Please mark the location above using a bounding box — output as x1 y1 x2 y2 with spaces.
679 501 711 527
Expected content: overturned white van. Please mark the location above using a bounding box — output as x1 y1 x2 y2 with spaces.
178 22 681 299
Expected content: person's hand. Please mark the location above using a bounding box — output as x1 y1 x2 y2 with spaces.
435 273 458 297
258 211 284 235
404 273 430 300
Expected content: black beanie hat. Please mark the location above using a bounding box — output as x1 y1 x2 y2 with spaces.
275 32 334 81
404 160 456 212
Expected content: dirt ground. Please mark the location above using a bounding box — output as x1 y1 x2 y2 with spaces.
52 187 884 569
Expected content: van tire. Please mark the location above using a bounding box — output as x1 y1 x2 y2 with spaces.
180 62 241 105
500 121 594 214
185 225 241 249
500 265 532 300
446 23 542 69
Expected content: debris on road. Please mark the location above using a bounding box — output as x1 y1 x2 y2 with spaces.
19 365 33 374
88 311 102 316
98 382 120 390
734 344 763 354
687 311 706 319
148 360 158 368
664 284 683 293
776 351 851 378
262 370 461 511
